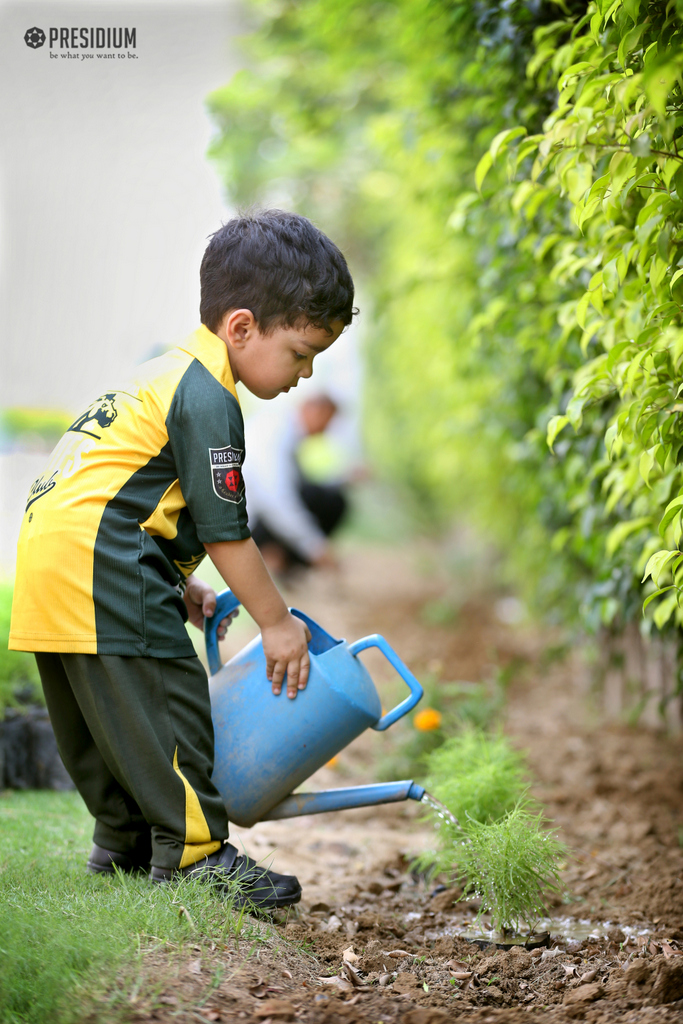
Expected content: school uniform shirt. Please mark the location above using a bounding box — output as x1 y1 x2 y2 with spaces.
9 325 249 657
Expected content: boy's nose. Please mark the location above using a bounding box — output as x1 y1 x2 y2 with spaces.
299 365 313 379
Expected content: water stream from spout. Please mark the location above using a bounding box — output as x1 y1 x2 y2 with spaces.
420 791 461 829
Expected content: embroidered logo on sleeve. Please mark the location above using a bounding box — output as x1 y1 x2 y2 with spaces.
209 446 245 503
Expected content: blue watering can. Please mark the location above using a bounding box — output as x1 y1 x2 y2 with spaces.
205 589 426 828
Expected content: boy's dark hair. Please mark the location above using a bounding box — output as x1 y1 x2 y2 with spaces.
200 210 357 335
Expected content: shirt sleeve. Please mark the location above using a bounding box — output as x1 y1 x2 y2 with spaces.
166 360 251 544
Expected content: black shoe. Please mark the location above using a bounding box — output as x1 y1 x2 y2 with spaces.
87 843 150 876
150 842 302 911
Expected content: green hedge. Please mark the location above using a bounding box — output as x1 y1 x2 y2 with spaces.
207 0 683 639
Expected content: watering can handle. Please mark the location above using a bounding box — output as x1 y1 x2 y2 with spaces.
204 588 242 676
348 634 424 731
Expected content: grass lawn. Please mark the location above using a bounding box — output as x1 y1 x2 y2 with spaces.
0 790 272 1023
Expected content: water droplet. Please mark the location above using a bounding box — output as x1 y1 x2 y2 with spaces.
421 792 460 828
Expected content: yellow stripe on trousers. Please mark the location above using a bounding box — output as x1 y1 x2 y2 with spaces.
172 747 221 868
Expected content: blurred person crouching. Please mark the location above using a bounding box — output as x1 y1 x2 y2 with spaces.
245 394 347 575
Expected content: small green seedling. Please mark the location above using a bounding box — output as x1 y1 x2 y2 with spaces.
424 727 528 824
418 728 566 934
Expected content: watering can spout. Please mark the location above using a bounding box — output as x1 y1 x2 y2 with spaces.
261 780 426 821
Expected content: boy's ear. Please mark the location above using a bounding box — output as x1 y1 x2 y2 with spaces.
220 308 257 349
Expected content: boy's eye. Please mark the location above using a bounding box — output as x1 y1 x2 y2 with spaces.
294 351 307 360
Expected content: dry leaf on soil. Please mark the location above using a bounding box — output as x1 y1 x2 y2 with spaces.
318 976 355 993
342 961 363 987
342 946 359 964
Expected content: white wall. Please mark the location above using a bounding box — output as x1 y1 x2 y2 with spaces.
0 0 244 412
0 0 245 571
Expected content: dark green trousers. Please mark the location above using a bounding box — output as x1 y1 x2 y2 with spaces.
35 653 229 870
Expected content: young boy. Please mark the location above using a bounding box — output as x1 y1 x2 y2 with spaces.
8 210 356 910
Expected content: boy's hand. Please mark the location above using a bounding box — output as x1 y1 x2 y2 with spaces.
183 575 239 639
203 538 310 695
262 612 312 699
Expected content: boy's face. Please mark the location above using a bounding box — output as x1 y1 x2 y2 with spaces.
218 311 344 400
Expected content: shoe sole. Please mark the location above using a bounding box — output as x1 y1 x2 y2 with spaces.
149 868 302 911
236 880 303 913
234 886 302 914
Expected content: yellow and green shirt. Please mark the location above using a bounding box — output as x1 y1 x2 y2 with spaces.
9 326 249 657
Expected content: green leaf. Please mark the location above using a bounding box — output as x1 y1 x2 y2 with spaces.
602 258 620 294
659 495 683 535
644 62 680 118
650 256 669 292
558 61 596 90
629 133 651 158
642 549 680 585
475 151 493 193
575 292 591 329
623 0 641 23
547 415 570 451
606 340 634 371
489 126 527 162
566 394 587 430
643 585 675 612
639 448 657 487
618 21 646 67
653 590 679 629
626 349 648 391
605 421 619 457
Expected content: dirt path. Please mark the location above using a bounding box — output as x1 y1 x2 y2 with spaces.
136 542 683 1023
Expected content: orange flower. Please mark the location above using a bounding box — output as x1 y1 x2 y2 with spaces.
325 756 340 768
414 708 442 732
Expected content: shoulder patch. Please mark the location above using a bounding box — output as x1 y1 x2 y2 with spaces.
209 446 245 503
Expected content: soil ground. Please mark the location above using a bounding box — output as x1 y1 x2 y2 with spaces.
127 543 683 1024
